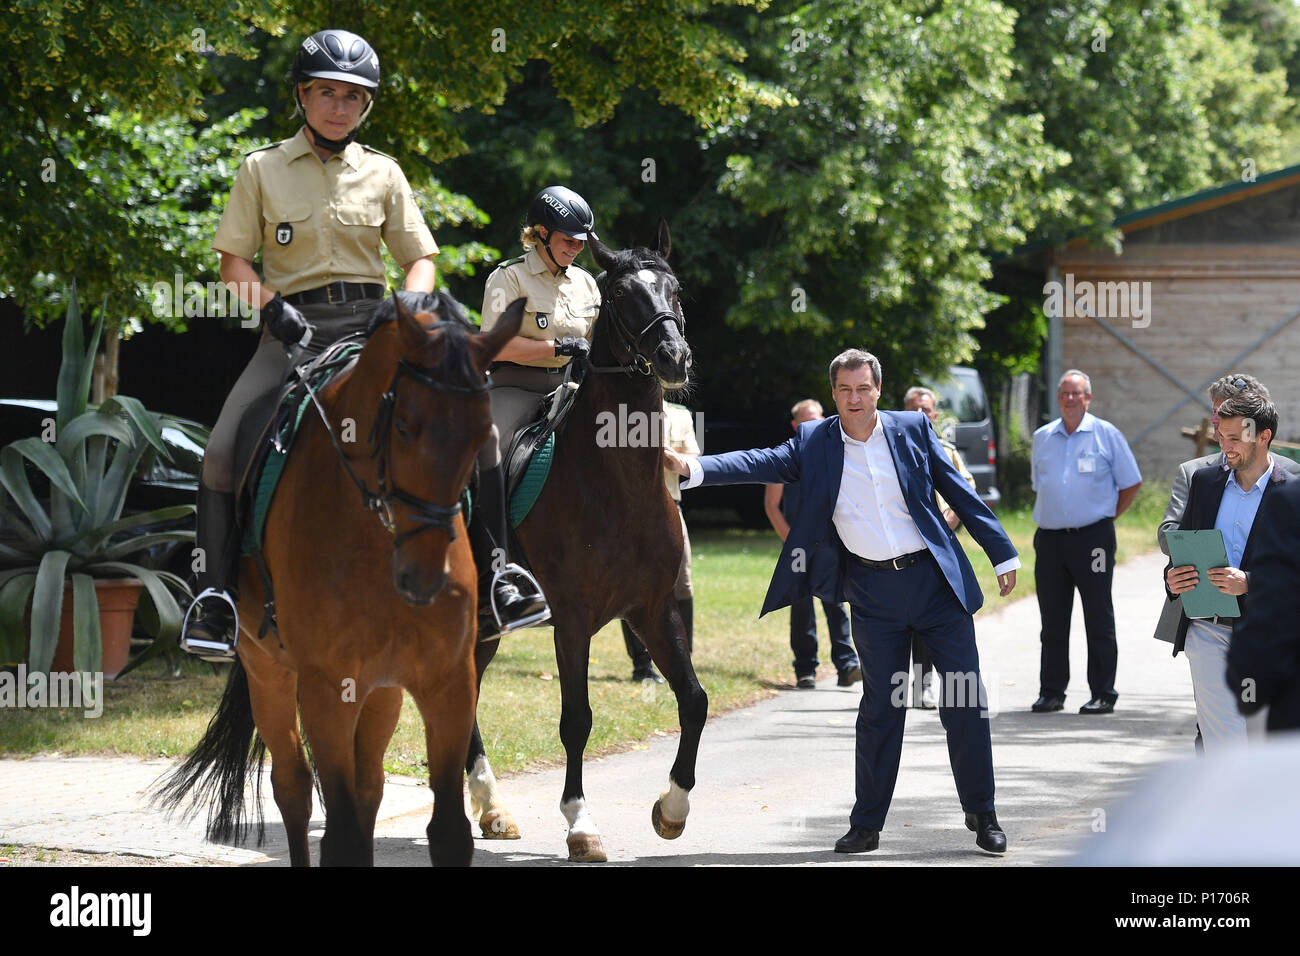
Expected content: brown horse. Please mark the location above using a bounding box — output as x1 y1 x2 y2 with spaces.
465 222 708 861
158 291 523 866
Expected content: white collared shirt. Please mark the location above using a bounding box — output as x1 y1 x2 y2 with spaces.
680 417 1020 576
833 421 929 561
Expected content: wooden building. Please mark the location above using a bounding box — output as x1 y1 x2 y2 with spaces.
997 164 1300 478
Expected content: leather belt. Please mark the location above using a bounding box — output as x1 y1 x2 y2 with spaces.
849 549 929 571
284 282 384 306
1041 518 1111 534
490 361 566 375
1196 615 1237 627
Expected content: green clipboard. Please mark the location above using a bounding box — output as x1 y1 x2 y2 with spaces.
1165 529 1240 619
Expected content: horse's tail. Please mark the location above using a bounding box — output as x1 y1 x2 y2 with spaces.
153 657 267 846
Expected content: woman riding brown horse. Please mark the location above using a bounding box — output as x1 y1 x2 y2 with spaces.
160 292 523 866
466 222 708 861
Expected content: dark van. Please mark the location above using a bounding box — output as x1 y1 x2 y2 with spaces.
922 366 1001 508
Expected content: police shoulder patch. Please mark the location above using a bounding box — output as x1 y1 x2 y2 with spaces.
359 144 399 163
242 140 282 158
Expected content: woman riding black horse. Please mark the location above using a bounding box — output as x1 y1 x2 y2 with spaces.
468 186 603 639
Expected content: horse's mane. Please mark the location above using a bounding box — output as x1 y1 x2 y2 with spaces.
367 289 482 389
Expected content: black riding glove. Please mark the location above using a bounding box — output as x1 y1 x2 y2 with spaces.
261 293 310 347
553 336 590 359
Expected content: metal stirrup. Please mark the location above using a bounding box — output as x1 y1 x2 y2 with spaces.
181 588 241 654
488 566 551 634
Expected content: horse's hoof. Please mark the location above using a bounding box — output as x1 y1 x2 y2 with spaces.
651 798 686 840
479 809 521 840
566 833 607 862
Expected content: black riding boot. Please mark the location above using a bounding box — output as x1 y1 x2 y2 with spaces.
677 596 694 656
179 484 242 662
621 621 663 683
471 464 549 640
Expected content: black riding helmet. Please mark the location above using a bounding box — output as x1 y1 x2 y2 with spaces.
528 186 598 241
528 186 597 274
292 29 380 153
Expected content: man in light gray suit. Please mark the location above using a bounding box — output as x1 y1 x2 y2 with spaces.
1153 374 1300 749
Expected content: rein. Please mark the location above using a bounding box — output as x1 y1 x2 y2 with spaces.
296 320 488 545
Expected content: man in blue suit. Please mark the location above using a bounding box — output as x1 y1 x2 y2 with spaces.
665 349 1019 854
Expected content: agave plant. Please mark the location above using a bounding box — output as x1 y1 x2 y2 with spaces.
0 284 195 674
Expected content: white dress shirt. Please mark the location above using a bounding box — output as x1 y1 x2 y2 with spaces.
681 418 1020 576
834 422 929 560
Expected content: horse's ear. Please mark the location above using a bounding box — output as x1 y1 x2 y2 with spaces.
393 292 428 353
589 236 618 273
472 297 525 370
655 219 671 260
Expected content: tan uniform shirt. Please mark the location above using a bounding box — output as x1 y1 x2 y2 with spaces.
935 436 976 516
212 127 437 297
662 401 700 501
480 248 601 369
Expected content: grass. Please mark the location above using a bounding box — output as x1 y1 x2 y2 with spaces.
0 481 1171 778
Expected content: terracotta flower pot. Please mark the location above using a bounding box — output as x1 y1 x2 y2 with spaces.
26 578 144 680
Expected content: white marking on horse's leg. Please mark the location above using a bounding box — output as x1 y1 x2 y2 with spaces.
561 796 606 860
561 797 600 837
468 754 519 838
467 754 500 820
658 778 690 824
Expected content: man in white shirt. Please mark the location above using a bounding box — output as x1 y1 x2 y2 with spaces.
665 349 1019 856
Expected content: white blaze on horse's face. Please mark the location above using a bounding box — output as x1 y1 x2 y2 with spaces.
621 267 689 389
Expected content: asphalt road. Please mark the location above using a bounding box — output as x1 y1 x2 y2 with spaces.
0 550 1212 867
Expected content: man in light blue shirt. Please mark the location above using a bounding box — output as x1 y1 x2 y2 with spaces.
1031 370 1142 715
1165 393 1294 750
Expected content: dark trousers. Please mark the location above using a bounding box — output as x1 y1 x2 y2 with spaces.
1034 519 1118 702
790 596 857 677
844 554 995 830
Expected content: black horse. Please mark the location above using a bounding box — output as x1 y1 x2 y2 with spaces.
464 221 707 860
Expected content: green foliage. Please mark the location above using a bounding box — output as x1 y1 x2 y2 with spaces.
0 285 194 670
1 0 787 340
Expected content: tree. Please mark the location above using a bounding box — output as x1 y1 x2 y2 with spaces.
1 0 787 337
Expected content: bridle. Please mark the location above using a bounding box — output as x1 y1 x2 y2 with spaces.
298 320 489 547
589 258 685 377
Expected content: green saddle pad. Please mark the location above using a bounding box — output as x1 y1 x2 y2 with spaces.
509 428 555 528
242 345 362 554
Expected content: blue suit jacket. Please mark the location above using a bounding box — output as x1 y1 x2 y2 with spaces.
697 410 1017 617
1164 459 1296 655
1227 469 1300 719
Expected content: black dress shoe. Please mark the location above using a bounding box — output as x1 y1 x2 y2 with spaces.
965 811 1007 854
834 826 880 853
1031 694 1065 713
837 665 862 687
1079 697 1115 714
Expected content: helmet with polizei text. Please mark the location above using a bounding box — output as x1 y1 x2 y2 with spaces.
292 30 381 91
527 185 598 240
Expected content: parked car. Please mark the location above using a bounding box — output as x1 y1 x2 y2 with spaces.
0 398 207 577
921 366 1001 508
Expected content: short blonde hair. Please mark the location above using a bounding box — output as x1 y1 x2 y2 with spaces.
790 398 823 418
520 224 543 251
